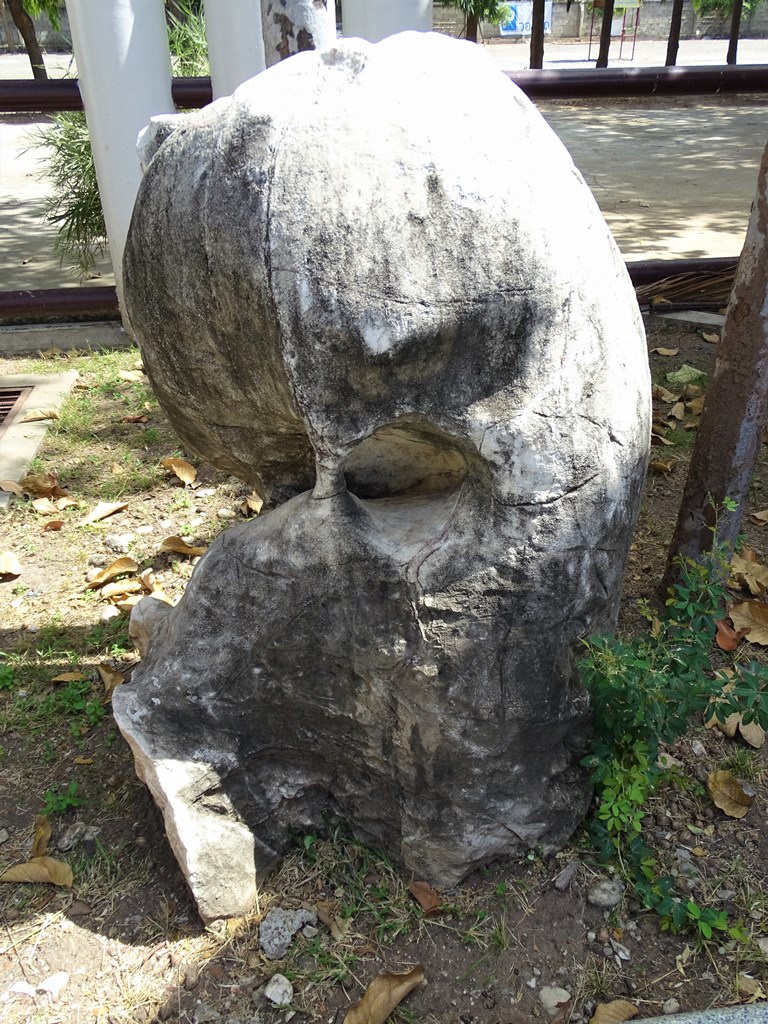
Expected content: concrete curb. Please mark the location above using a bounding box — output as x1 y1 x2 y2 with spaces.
0 370 78 509
637 1008 768 1023
0 321 130 355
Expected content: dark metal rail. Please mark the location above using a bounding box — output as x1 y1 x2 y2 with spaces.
3 65 768 113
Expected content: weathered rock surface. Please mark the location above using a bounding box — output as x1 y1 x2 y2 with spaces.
114 32 650 921
258 907 316 960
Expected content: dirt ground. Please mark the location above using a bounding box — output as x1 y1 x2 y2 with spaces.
0 318 766 1024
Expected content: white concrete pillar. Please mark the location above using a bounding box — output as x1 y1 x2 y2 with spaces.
341 0 432 41
64 0 174 312
204 0 266 99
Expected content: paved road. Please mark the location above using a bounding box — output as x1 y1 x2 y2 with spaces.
2 39 767 293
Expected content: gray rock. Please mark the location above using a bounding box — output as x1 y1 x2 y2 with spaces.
259 907 316 960
264 973 293 1007
115 32 649 922
87 553 108 567
539 986 571 1015
0 828 9 846
105 533 135 553
587 879 625 910
663 998 682 1014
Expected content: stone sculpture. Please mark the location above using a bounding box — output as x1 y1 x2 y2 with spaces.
113 31 651 922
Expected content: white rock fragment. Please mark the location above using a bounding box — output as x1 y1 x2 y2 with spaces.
37 972 69 998
264 973 294 1007
258 907 316 960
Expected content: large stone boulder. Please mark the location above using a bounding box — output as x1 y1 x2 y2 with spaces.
114 31 651 922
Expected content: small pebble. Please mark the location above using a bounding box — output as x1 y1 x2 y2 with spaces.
136 524 154 535
0 828 9 846
663 998 682 1014
586 879 625 910
101 606 120 622
87 553 108 567
217 508 235 520
586 930 596 943
690 739 706 757
264 974 293 1007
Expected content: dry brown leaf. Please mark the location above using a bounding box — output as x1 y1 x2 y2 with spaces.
42 519 65 532
651 346 679 357
160 457 197 486
31 815 51 859
730 552 768 597
99 579 143 601
19 472 67 499
685 396 706 416
668 402 685 421
737 973 765 1000
55 496 78 511
86 557 139 589
0 480 24 495
408 880 442 916
0 551 22 577
73 756 93 766
50 671 87 684
0 856 73 887
32 497 59 515
730 600 768 644
19 407 59 423
749 509 768 526
651 432 674 447
116 595 144 612
343 966 424 1024
702 331 720 344
98 664 125 700
316 900 353 942
739 719 766 749
589 999 638 1024
122 414 148 424
651 384 680 404
161 536 206 557
649 459 674 475
707 769 753 818
715 619 749 652
79 501 128 526
119 369 145 383
240 492 264 517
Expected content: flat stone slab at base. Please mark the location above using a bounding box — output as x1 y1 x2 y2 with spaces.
113 31 651 921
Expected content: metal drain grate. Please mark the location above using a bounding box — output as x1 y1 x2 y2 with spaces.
0 386 32 442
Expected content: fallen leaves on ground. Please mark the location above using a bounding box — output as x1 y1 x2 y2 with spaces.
31 815 51 858
714 619 749 651
702 331 720 344
651 347 679 357
19 472 68 499
589 999 638 1024
98 664 125 700
86 557 139 589
0 551 22 577
316 900 353 942
79 500 128 526
42 519 65 532
668 402 685 421
737 973 766 1001
119 369 145 383
666 364 705 387
0 479 24 495
750 509 768 526
241 492 264 516
730 550 768 598
122 414 148 424
652 384 681 404
706 769 753 818
160 536 206 557
729 600 768 644
408 880 442 916
649 459 674 475
161 457 197 486
0 856 73 888
19 407 59 423
50 671 87 685
343 966 424 1024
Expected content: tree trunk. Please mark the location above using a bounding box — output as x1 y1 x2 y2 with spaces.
465 13 479 42
727 0 743 65
530 0 545 69
665 0 685 66
595 0 615 68
6 0 47 79
661 142 768 594
260 0 336 67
